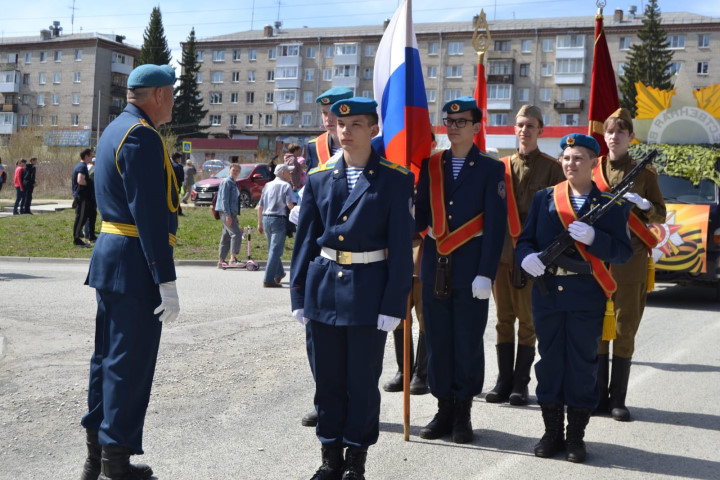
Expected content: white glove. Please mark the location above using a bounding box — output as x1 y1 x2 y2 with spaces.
471 275 492 299
623 192 652 211
292 308 309 325
521 252 546 277
289 205 300 225
568 221 596 246
154 281 180 323
377 314 401 332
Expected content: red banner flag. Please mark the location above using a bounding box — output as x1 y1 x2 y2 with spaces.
473 58 487 151
588 13 620 156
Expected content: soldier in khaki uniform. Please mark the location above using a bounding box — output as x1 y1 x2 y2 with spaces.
593 108 666 421
487 105 564 406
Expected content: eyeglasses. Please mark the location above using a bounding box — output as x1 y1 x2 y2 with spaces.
442 118 472 128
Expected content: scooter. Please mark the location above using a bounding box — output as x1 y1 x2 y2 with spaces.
244 226 260 271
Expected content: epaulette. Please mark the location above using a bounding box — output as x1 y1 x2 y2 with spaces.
308 158 338 175
379 158 410 175
308 137 318 145
539 152 559 163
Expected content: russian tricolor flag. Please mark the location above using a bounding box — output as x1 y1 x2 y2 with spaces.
373 0 432 181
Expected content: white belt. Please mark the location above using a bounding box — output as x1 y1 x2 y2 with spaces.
426 225 483 240
321 247 386 265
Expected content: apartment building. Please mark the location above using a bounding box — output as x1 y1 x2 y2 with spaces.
189 10 718 143
0 22 140 144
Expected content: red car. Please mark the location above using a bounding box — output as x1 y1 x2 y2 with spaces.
191 163 271 207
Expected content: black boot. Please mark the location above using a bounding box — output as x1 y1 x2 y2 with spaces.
80 429 101 480
565 406 591 463
609 356 632 422
302 408 319 427
509 345 535 406
383 330 413 392
419 397 454 439
593 354 610 415
99 445 153 480
452 397 474 444
341 447 367 480
534 403 565 458
310 445 344 480
409 332 429 395
485 344 514 403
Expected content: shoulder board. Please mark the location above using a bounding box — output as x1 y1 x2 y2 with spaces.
478 151 497 162
539 152 558 163
379 158 410 175
308 137 318 145
308 158 338 176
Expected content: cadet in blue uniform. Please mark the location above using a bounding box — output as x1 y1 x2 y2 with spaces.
290 97 414 480
300 86 354 428
516 134 633 463
415 97 507 444
79 64 180 480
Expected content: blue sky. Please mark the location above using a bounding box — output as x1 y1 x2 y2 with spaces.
3 0 718 64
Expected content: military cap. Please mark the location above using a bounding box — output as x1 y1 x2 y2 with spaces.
516 104 544 126
442 96 478 114
608 107 634 125
330 97 378 117
316 87 354 105
560 133 600 156
127 64 176 89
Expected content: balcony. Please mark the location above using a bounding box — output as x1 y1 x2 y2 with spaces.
0 103 18 113
332 76 360 90
554 73 585 85
487 74 514 84
554 99 585 111
0 70 20 93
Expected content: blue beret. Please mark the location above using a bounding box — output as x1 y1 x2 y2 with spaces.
316 87 353 105
127 64 176 89
560 134 600 156
330 97 378 117
442 96 478 113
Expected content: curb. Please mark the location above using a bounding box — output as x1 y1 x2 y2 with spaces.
0 256 291 269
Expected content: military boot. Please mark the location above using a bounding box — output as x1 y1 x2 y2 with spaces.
409 332 429 395
99 445 153 480
341 447 367 480
509 345 535 406
452 397 474 444
383 330 413 392
80 429 101 480
609 356 632 422
310 445 344 480
485 344 514 403
419 397 454 439
565 406 591 463
534 403 565 458
593 354 610 415
302 408 319 427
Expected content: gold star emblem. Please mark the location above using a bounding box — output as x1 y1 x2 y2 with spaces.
566 136 576 146
321 98 330 104
451 103 460 112
339 104 350 115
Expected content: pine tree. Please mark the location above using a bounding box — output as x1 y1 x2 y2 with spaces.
171 28 209 142
138 7 172 66
618 0 674 115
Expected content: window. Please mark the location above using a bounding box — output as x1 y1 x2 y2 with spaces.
542 38 554 52
447 42 463 55
246 92 255 104
488 60 512 75
40 51 47 62
111 97 124 109
37 94 45 106
248 71 256 82
489 113 508 126
494 40 511 52
196 51 204 62
333 65 357 78
666 61 682 75
698 34 710 48
232 71 240 82
519 63 530 77
264 114 273 126
54 50 62 62
22 73 30 85
233 49 241 61
561 113 579 126
446 65 463 78
305 69 315 81
302 112 313 126
229 114 237 126
488 84 511 100
362 90 372 98
541 63 553 77
617 63 627 76
517 88 529 102
72 93 80 105
335 43 357 55
267 70 275 81
364 45 375 57
426 89 436 103
363 68 373 80
277 66 298 79
697 61 709 75
303 91 313 103
213 50 225 62
306 46 316 58
324 46 334 58
39 73 46 84
22 94 29 105
196 72 203 83
619 37 631 50
36 115 43 126
245 114 253 126
50 115 58 126
521 39 532 53
249 49 257 61
279 45 299 57
276 90 296 103
557 35 585 49
20 114 28 127
542 114 550 126
444 89 462 102
230 92 239 103
427 66 437 78
51 93 59 105
53 72 61 84
323 69 332 81
556 58 584 74
71 114 79 126
74 72 81 83
428 42 439 55
560 88 581 101
281 114 294 126
210 92 222 104
267 92 275 103
268 48 277 60
668 35 685 49
209 115 221 125
24 52 32 63
210 71 224 83
113 52 127 64
429 113 436 125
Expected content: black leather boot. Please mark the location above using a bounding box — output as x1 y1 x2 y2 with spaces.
534 403 565 458
565 406 591 463
593 353 610 415
99 445 153 480
609 356 632 422
419 397 454 439
452 397 474 444
302 408 319 427
383 330 413 392
341 447 367 480
80 429 101 480
509 345 535 406
310 445 344 480
485 344 514 403
409 332 429 395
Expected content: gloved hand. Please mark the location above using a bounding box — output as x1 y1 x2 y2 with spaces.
471 275 492 299
623 192 652 211
568 221 596 245
292 308 309 325
154 281 180 322
521 252 546 277
289 205 301 225
377 314 401 332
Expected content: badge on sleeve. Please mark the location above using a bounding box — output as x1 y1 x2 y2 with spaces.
497 180 507 199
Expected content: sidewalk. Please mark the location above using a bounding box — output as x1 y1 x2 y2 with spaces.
0 198 74 218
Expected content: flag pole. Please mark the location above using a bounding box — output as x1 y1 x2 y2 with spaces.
472 10 490 151
403 0 413 443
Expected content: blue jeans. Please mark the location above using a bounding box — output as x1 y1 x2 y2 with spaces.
263 215 287 283
14 187 26 214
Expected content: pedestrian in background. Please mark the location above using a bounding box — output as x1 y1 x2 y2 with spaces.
171 153 185 216
72 150 93 247
216 163 244 268
257 164 295 288
22 157 37 214
283 143 304 190
83 158 98 242
0 157 6 192
182 160 196 204
13 159 26 215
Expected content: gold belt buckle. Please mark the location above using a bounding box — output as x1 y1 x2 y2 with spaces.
336 250 352 265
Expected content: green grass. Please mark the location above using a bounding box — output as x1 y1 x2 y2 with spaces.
0 206 296 261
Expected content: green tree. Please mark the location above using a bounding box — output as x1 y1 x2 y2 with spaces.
171 28 208 142
138 7 172 66
618 0 674 115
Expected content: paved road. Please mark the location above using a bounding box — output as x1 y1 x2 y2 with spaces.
1 259 719 479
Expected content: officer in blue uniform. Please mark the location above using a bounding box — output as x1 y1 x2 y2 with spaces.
79 64 180 480
516 133 633 463
291 97 414 480
415 97 507 444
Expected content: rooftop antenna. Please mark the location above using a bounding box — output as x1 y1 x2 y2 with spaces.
276 0 281 24
69 0 78 34
251 0 255 30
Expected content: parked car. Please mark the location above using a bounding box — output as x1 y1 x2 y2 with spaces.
191 163 271 207
201 159 230 175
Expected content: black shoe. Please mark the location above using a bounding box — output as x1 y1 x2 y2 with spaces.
566 406 591 463
341 448 367 480
609 356 632 422
486 344 514 403
419 397 454 440
509 345 535 406
534 403 565 458
302 409 318 427
451 398 473 444
99 445 153 480
75 241 91 248
383 330 412 392
80 429 101 480
382 371 404 392
310 445 344 480
409 332 429 395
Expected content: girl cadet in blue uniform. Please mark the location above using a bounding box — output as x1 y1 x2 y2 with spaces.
290 97 414 480
516 133 633 463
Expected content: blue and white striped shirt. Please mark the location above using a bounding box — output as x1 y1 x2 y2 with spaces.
451 156 465 179
346 166 364 193
570 194 588 213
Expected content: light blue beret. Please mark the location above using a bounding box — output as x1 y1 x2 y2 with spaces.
561 133 600 156
127 64 176 88
316 87 353 105
330 97 378 117
442 96 478 113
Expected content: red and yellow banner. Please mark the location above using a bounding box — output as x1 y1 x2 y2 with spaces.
650 204 710 273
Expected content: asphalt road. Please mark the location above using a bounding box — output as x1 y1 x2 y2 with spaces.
1 258 719 480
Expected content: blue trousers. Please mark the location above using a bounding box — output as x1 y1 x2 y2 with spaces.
81 289 162 454
14 187 25 214
262 215 287 283
310 321 387 448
